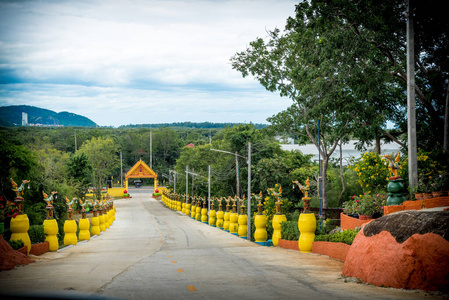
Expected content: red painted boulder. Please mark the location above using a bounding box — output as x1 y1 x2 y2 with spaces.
343 210 449 291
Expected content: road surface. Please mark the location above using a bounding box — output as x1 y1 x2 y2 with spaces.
0 187 443 299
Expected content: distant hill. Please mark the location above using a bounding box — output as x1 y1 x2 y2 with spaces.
0 105 97 127
120 121 268 129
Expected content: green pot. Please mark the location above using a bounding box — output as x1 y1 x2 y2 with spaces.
386 193 406 206
387 179 404 193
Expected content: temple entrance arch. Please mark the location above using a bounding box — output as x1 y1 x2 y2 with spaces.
125 159 158 191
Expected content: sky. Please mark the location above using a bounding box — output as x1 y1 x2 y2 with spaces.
0 0 298 127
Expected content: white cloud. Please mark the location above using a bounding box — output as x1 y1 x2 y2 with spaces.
0 0 298 126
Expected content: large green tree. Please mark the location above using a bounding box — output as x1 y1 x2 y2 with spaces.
231 0 449 210
79 137 118 199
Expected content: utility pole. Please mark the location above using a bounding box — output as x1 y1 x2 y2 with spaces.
120 151 123 188
208 165 211 214
186 165 189 200
247 142 251 241
150 130 153 169
235 152 240 203
407 0 418 192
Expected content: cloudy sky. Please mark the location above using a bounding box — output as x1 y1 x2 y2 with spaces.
0 0 297 127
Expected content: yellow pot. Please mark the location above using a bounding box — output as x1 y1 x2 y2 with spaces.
223 212 230 231
43 219 59 251
201 208 208 223
191 205 196 219
254 214 267 243
272 214 287 246
64 219 78 246
10 214 31 254
99 215 106 232
90 216 101 236
216 211 224 229
195 206 202 221
78 218 91 241
229 213 239 234
298 213 316 253
238 214 248 238
185 203 191 216
208 210 216 226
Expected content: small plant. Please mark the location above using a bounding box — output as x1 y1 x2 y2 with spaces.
280 220 300 241
28 224 46 244
8 239 24 250
314 228 360 245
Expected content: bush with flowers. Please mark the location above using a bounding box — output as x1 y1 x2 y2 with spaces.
0 196 19 223
343 192 386 217
349 152 390 192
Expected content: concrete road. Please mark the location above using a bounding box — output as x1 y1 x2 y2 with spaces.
0 187 443 299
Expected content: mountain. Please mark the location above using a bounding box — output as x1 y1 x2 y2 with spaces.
0 105 97 127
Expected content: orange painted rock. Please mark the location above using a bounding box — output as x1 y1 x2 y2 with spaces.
0 236 34 270
343 211 449 291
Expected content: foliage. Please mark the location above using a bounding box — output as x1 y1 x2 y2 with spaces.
8 239 24 250
280 220 300 241
349 152 390 192
79 137 118 199
314 228 360 245
344 193 386 216
25 203 46 226
28 224 46 244
315 217 340 236
0 196 19 221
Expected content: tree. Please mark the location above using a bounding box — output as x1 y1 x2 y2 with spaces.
67 152 92 200
79 137 118 199
230 0 449 210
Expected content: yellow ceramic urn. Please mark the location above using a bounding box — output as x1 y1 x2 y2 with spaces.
208 201 216 227
190 199 196 219
78 208 90 241
238 204 247 239
195 199 202 221
254 201 267 243
298 213 316 253
201 200 208 223
185 196 191 216
223 202 231 232
10 213 31 255
99 207 106 232
216 202 224 229
90 207 101 236
229 200 239 235
272 202 287 246
64 209 78 246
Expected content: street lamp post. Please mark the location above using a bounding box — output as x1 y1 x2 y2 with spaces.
211 142 252 240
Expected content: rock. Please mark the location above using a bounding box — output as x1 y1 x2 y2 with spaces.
342 210 449 291
363 210 449 243
0 236 34 270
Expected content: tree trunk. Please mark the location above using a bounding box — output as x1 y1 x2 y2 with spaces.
444 81 449 152
338 142 346 206
375 136 381 154
321 157 329 212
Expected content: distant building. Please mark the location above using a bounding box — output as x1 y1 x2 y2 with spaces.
22 112 28 126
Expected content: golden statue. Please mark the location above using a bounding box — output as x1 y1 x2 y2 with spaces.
384 151 401 179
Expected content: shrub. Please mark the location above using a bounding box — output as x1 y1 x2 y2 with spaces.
8 239 24 250
28 224 46 244
280 220 300 241
314 228 360 245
